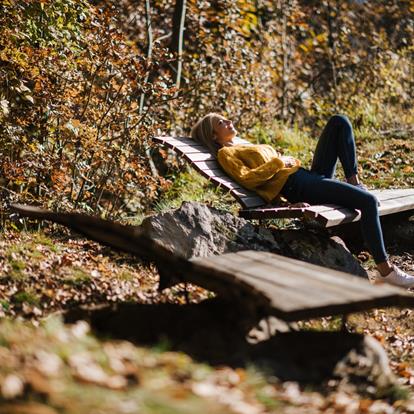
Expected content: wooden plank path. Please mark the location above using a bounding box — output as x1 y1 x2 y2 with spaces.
10 204 414 322
153 136 414 227
191 251 414 321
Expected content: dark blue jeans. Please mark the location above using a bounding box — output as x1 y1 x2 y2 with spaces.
281 115 387 263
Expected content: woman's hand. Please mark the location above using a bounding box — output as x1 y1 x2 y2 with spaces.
280 156 297 168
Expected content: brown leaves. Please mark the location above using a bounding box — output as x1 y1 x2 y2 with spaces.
0 230 159 318
1 0 175 218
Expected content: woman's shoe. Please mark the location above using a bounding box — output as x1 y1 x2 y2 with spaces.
377 266 414 289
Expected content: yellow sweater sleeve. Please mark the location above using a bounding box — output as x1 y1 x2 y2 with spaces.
217 145 300 203
217 147 284 190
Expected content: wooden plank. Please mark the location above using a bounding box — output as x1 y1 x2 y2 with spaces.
155 135 253 148
184 152 215 162
237 251 394 297
193 160 222 170
194 166 223 175
219 251 384 300
187 257 272 309
174 144 207 154
214 176 251 190
238 196 267 209
192 251 414 320
373 188 414 199
230 188 259 198
196 168 230 179
154 136 194 146
306 194 414 228
194 252 398 311
193 256 323 311
305 189 414 216
239 206 307 220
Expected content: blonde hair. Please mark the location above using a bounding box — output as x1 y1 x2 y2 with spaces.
190 113 222 156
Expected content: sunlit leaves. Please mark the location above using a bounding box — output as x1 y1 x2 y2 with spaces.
0 0 176 218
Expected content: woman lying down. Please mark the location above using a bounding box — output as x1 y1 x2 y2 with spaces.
191 113 414 289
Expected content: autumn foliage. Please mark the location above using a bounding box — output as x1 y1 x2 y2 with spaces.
0 0 175 218
1 0 413 219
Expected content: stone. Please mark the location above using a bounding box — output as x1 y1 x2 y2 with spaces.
140 201 367 278
334 335 395 392
249 331 395 391
140 201 280 258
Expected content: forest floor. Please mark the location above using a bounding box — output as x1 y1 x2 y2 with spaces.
0 135 414 413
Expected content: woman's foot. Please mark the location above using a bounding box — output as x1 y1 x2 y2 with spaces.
376 265 414 289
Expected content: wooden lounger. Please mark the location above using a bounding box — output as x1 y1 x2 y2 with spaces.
11 204 414 322
153 136 414 227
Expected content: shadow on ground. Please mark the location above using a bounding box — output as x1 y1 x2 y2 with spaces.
65 299 391 386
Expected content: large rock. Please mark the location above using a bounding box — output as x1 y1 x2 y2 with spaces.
140 201 279 258
249 331 395 391
140 201 367 277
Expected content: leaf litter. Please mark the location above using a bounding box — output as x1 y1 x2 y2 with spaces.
0 226 414 413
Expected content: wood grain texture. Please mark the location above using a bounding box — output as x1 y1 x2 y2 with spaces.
192 251 414 321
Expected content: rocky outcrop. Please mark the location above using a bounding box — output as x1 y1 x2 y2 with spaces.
140 201 367 277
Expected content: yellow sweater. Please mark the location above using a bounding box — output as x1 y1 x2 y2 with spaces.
217 144 300 203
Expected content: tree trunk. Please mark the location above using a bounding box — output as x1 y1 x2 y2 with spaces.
169 0 187 91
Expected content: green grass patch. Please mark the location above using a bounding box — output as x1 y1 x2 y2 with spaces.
155 168 237 214
63 267 91 286
117 270 135 281
0 300 10 311
13 289 40 306
248 121 315 167
4 232 60 280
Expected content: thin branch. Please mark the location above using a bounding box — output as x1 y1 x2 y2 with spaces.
139 0 153 115
175 0 187 93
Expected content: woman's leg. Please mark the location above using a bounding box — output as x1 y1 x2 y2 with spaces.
311 114 359 181
282 169 387 263
282 169 414 287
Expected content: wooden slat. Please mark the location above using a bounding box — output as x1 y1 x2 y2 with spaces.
237 196 267 209
192 251 414 320
239 206 309 220
211 252 377 300
213 176 251 190
184 152 215 162
174 144 207 154
238 251 387 297
305 192 414 227
193 160 222 170
154 136 194 146
373 188 414 199
155 135 252 147
198 169 230 179
305 189 414 216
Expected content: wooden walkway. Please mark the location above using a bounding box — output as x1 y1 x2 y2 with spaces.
10 204 414 322
190 251 414 321
153 135 414 227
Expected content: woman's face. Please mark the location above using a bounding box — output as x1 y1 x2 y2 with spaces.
213 116 237 146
